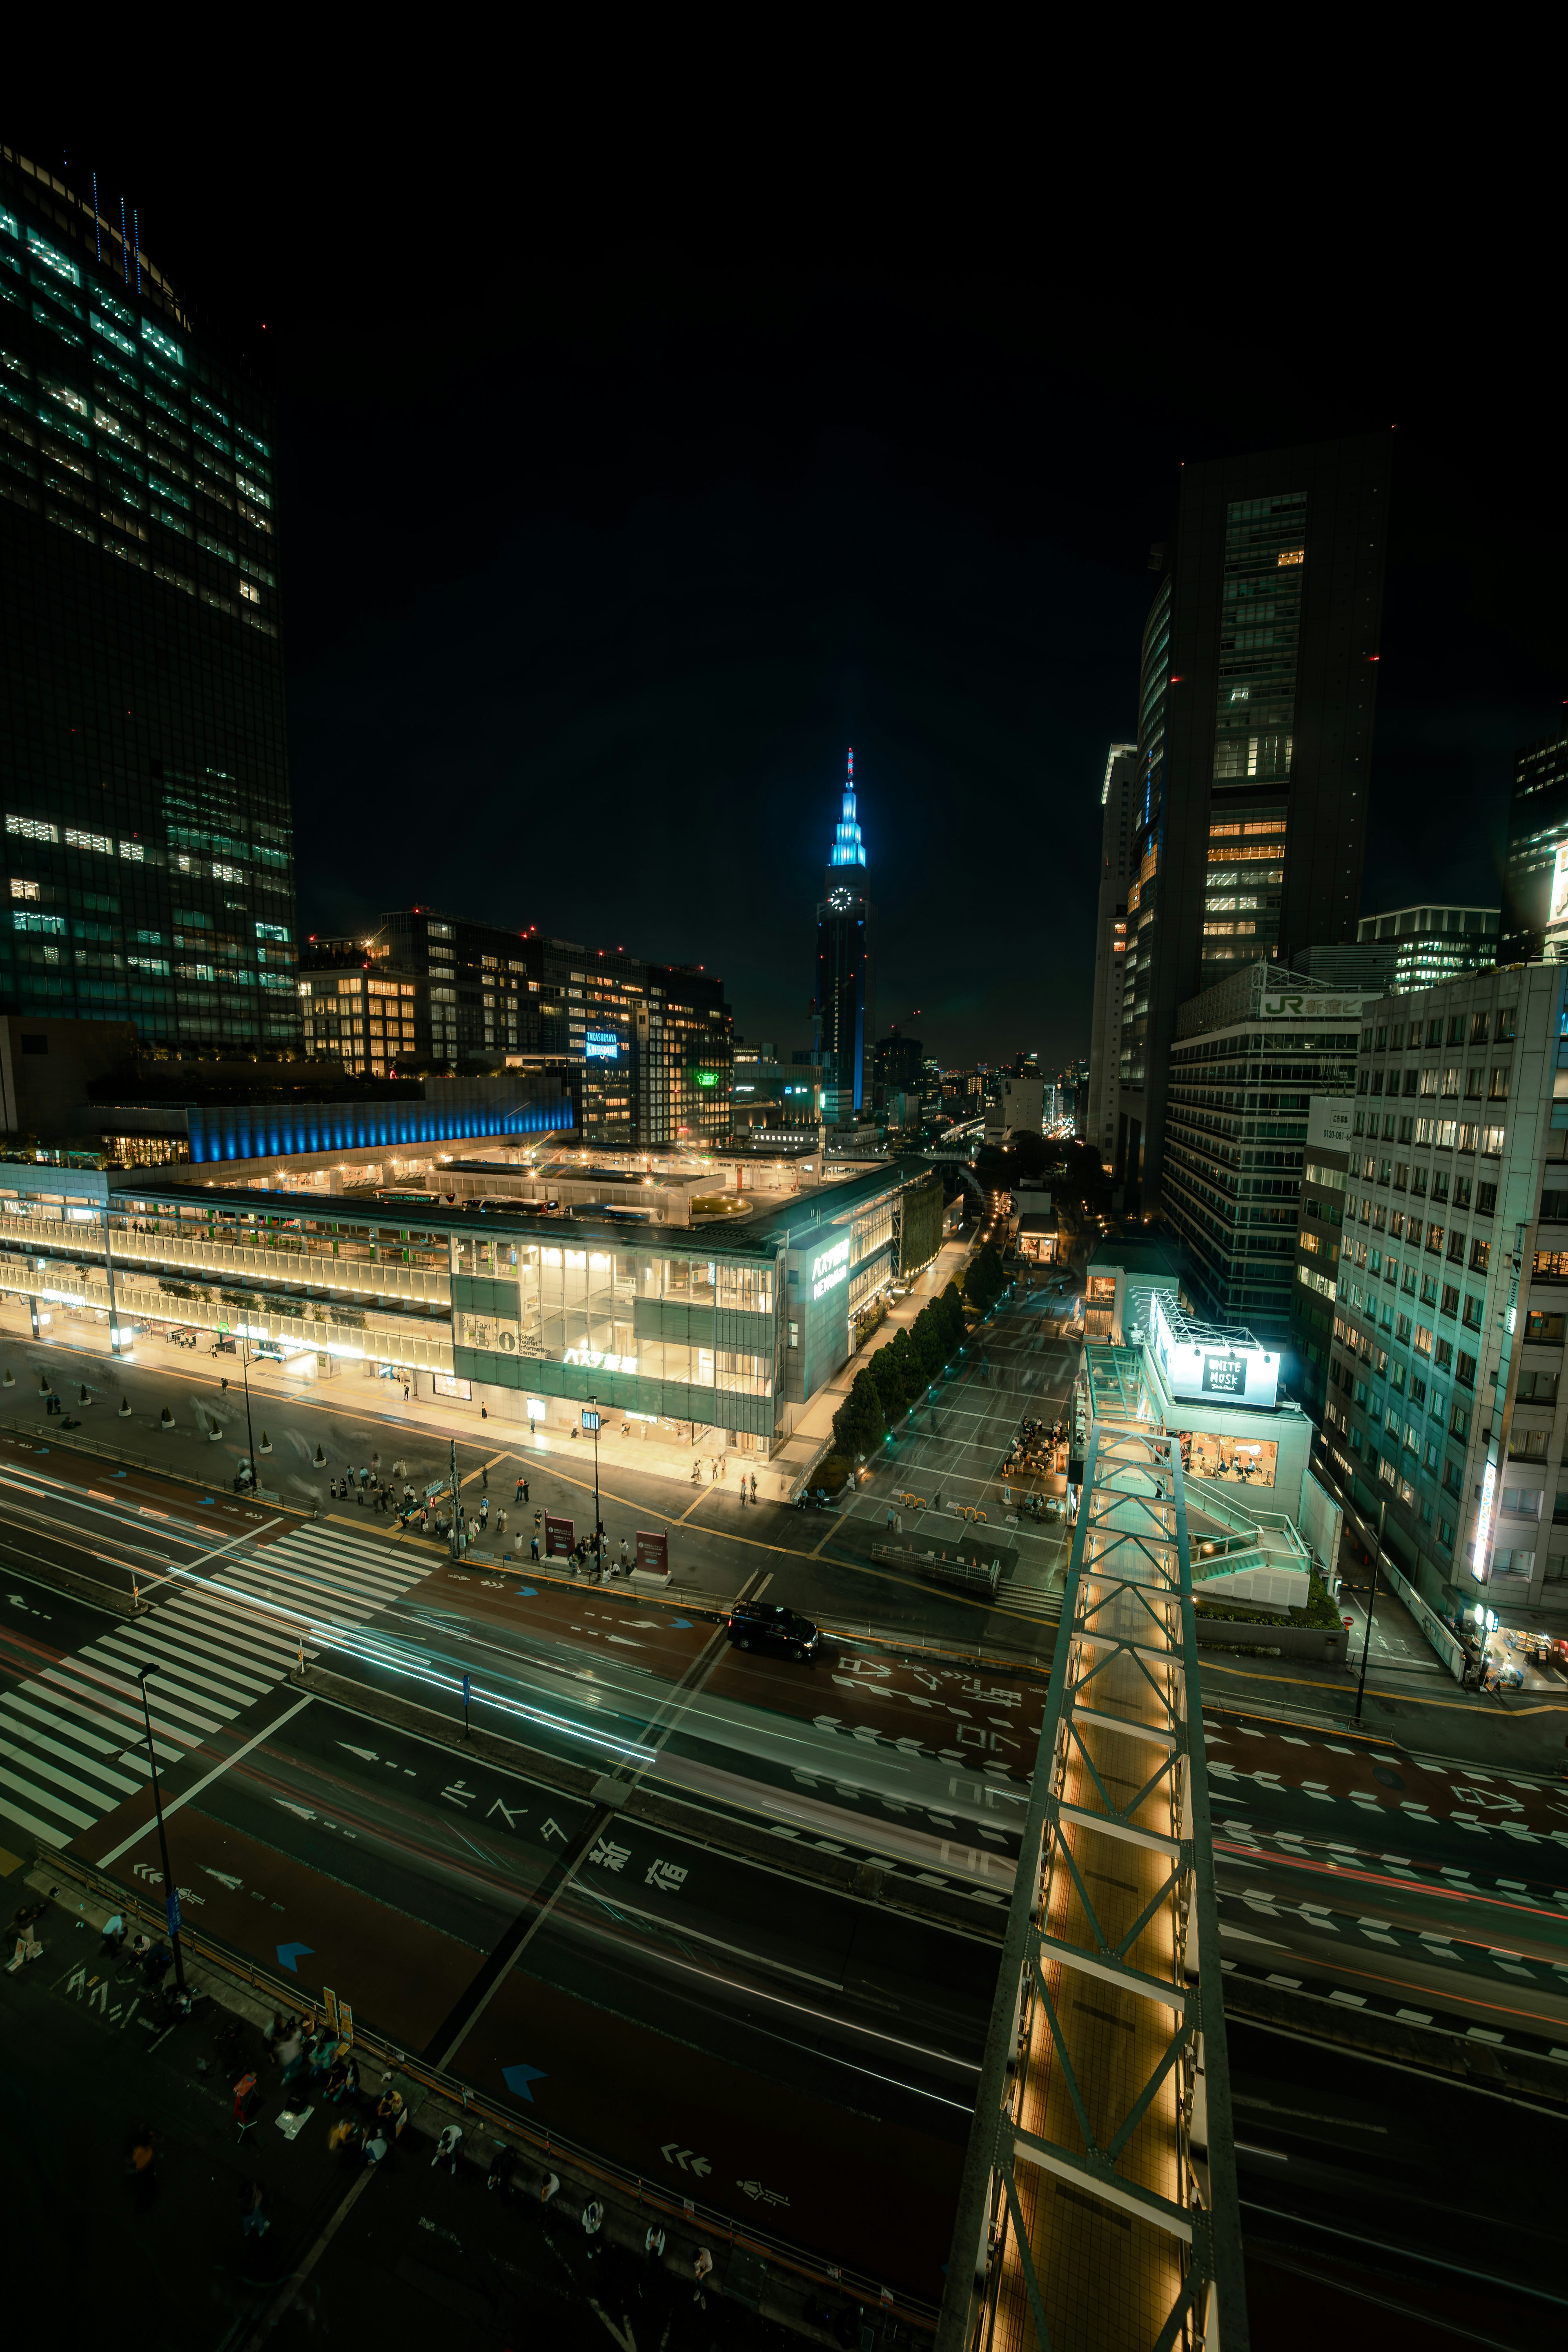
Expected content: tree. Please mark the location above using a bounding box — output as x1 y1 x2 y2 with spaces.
891 1326 927 1407
913 1303 946 1380
938 1281 967 1348
965 1243 1005 1316
870 1345 906 1423
832 1367 886 1457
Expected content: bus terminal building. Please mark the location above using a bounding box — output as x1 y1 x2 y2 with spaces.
0 1123 942 1461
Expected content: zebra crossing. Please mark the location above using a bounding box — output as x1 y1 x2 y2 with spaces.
0 1521 428 1853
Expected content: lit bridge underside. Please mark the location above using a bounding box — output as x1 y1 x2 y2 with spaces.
938 1423 1248 2352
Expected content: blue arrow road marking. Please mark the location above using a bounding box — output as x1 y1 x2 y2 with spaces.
514 1585 538 1597
502 2062 548 2103
673 1617 692 1628
276 1942 314 1973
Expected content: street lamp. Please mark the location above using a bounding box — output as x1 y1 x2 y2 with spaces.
587 1392 603 1566
136 1665 187 1998
1353 1497 1385 1728
237 1320 258 1493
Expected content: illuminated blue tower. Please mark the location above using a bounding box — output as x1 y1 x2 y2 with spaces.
814 748 875 1120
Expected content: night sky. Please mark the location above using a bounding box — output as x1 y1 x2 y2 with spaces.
29 131 1568 1072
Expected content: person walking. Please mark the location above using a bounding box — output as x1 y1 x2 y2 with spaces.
885 1504 895 1531
693 2246 714 2306
480 1496 490 1528
496 1508 507 1539
749 1472 757 1502
530 1532 540 1563
538 2169 561 2207
377 2086 408 2140
126 2123 157 2214
240 2180 270 2240
432 2123 463 2174
481 1462 488 1493
581 2196 606 2257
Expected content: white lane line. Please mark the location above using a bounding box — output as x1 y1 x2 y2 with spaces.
98 1691 315 1867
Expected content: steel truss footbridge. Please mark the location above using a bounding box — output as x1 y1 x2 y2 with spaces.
937 1420 1248 2352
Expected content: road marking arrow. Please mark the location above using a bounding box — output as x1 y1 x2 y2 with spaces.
502 2061 548 2103
275 1942 314 1973
202 1868 243 1891
337 1744 379 1763
660 2143 711 2175
277 1802 316 1822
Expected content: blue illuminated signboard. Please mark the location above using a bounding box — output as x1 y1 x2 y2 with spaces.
584 1032 619 1061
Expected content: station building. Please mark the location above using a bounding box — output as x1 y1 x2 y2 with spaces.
0 1100 940 1460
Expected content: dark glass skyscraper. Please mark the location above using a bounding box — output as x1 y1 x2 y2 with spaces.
1115 434 1390 1209
1500 719 1568 964
0 149 296 1054
814 750 875 1118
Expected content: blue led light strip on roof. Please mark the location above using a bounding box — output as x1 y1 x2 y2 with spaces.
186 1091 577 1166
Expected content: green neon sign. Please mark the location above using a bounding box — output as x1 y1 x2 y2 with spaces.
692 1069 720 1089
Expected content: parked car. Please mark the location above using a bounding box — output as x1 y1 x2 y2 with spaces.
726 1602 820 1662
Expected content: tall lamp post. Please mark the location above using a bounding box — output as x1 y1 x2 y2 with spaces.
586 1392 602 1566
238 1320 258 1492
136 1665 187 1997
1353 1496 1386 1728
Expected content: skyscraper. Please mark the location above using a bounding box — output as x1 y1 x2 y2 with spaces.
1086 742 1137 1169
815 749 875 1120
1500 719 1568 964
1115 434 1391 1209
0 150 297 1054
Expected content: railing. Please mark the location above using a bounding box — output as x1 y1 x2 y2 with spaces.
936 1422 1247 2352
0 1412 287 1507
0 1252 455 1375
0 1212 450 1305
36 1845 941 2332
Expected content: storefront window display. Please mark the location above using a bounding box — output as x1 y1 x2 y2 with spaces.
1169 1428 1277 1486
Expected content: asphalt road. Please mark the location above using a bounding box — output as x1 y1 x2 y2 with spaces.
0 1449 1045 2297
0 1882 820 2352
1205 1709 1568 2054
1232 2013 1567 2350
0 1309 1065 1656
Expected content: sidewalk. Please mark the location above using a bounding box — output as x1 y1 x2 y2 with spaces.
0 1868 868 2352
3 1252 973 1509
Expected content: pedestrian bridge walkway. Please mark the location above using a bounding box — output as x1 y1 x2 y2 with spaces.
936 1423 1247 2352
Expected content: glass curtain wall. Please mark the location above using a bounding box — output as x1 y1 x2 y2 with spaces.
452 1234 775 1397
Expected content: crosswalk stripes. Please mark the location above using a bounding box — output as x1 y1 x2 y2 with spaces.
0 1519 430 1852
999 1577 1061 1622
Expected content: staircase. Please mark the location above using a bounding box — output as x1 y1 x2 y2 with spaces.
1183 1474 1312 1603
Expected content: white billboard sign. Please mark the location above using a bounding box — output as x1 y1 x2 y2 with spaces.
1149 1293 1279 1411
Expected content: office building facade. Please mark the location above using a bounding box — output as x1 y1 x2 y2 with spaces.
815 750 875 1118
0 149 297 1054
1354 904 1499 992
1289 1095 1354 1423
1115 436 1390 1209
1501 720 1568 964
317 910 732 1149
1160 963 1370 1363
1320 960 1568 1621
1087 742 1137 1167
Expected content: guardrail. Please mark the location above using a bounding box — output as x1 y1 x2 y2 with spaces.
36 1846 941 2332
0 1414 287 1508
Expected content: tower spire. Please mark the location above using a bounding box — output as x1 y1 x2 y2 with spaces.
829 746 866 870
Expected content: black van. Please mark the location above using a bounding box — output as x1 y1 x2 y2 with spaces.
725 1601 820 1662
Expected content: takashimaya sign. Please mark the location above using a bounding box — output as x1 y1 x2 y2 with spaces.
811 1234 851 1300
